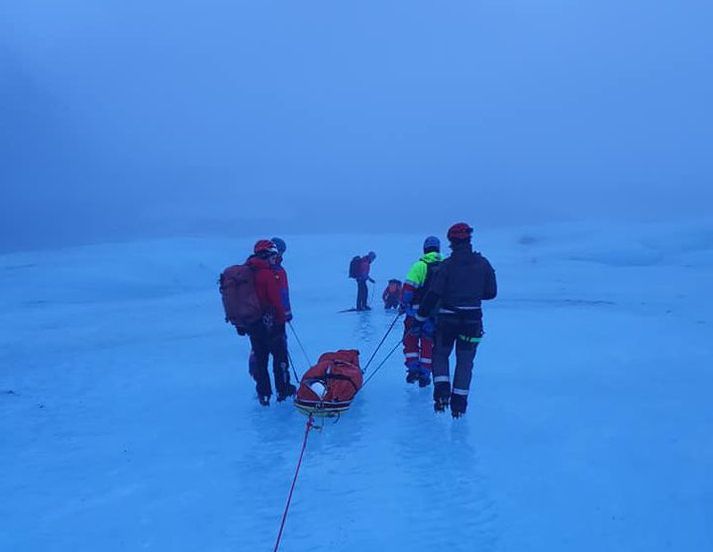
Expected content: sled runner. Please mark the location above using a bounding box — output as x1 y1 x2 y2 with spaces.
294 350 363 417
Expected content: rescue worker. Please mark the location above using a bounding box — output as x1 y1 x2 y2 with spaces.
355 251 376 311
401 236 441 387
246 239 296 406
415 223 497 417
270 236 293 322
382 279 402 310
248 236 293 402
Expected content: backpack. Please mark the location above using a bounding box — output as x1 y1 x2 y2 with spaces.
417 261 441 302
218 264 262 330
348 256 361 279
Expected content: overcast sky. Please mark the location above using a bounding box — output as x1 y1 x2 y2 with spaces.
2 0 712 251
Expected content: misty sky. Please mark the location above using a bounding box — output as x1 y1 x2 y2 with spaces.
2 0 712 251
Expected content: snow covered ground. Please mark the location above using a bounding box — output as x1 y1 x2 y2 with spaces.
1 221 712 551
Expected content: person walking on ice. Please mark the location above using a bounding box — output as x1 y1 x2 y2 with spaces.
400 236 442 387
414 223 497 417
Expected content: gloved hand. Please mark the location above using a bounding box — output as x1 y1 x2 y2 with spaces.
285 312 293 323
422 318 435 337
398 302 407 315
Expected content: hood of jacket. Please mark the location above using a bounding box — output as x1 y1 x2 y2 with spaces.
420 251 442 264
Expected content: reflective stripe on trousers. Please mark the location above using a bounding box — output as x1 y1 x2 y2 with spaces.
431 317 482 396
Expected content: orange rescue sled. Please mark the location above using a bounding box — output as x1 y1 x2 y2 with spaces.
294 350 363 417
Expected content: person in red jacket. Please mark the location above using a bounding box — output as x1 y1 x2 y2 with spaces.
247 239 295 406
382 279 402 310
355 251 376 311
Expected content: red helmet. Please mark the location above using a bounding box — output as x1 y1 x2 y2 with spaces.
254 239 278 254
447 222 473 241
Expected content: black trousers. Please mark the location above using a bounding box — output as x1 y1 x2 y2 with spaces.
248 322 291 397
356 279 368 310
431 315 483 399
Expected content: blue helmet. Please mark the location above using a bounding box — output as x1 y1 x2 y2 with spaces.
271 237 287 255
423 236 440 252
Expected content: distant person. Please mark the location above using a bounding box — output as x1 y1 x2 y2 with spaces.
400 236 442 387
415 223 497 417
222 239 295 406
348 251 376 311
382 279 402 310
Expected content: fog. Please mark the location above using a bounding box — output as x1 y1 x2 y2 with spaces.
2 0 712 252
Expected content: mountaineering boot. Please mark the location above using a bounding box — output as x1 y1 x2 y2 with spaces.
418 372 431 387
450 393 467 418
434 395 449 412
405 361 421 384
418 368 431 388
258 394 271 406
277 383 296 402
433 381 451 413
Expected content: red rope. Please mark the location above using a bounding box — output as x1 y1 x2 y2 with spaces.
273 415 315 552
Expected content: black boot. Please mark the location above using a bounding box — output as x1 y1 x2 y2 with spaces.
405 364 420 384
450 393 467 418
258 394 271 406
277 383 296 402
434 396 449 412
418 367 431 388
433 381 451 413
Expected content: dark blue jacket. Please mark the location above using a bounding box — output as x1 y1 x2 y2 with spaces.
417 243 496 320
